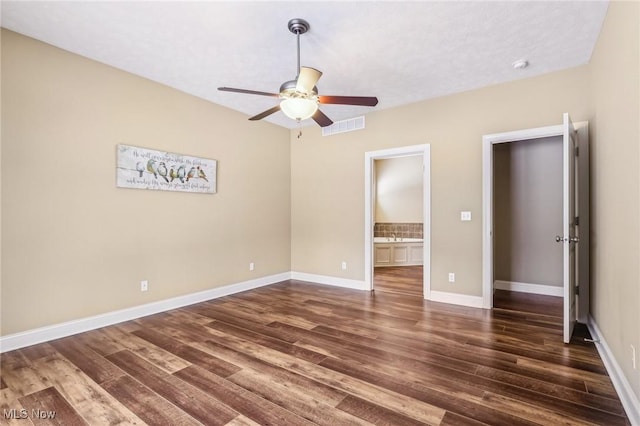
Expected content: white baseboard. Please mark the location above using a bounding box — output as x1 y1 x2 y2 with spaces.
587 316 640 425
0 272 291 353
494 280 563 297
290 271 368 291
428 290 485 309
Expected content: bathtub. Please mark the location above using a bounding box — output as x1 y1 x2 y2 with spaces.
374 237 424 266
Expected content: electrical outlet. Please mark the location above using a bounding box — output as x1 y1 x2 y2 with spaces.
140 280 148 292
632 345 637 369
249 262 255 271
448 273 455 283
461 211 472 221
341 261 347 270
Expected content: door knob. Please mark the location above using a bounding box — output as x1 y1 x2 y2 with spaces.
555 235 566 243
569 236 580 243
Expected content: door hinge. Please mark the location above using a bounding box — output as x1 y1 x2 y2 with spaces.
575 216 579 226
575 146 579 156
575 285 579 295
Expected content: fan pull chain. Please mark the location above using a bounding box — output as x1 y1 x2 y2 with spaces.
297 118 303 139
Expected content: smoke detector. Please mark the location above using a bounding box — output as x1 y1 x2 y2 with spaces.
512 59 529 70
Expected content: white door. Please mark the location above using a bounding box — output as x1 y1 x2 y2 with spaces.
561 113 578 343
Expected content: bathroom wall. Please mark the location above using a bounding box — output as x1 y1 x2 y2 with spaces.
374 156 423 223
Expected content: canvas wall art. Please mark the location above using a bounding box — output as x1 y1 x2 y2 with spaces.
116 144 217 194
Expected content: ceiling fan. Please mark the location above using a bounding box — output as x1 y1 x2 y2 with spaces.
218 18 378 127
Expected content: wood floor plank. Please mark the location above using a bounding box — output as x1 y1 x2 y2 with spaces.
494 289 563 316
222 415 260 426
18 387 88 426
585 377 621 399
137 315 221 344
0 351 53 399
209 298 323 331
475 364 626 416
321 341 627 425
101 375 199 425
48 338 125 385
374 265 424 297
226 369 370 425
439 411 491 426
191 339 347 406
336 394 430 426
0 397 34 426
32 352 145 425
0 276 630 425
319 353 539 426
478 391 609 426
199 326 447 425
81 325 192 374
269 320 480 374
131 327 242 378
18 344 58 363
195 309 302 344
174 365 316 426
106 350 238 425
207 320 328 364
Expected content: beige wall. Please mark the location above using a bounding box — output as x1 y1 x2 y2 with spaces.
493 136 563 287
589 1 640 402
291 66 590 290
1 30 291 335
375 156 423 223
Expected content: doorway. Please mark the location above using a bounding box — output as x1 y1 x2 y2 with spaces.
364 145 431 298
492 136 564 314
482 115 590 343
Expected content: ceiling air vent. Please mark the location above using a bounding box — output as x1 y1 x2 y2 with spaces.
321 116 365 136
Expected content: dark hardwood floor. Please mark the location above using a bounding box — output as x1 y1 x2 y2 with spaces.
493 289 563 318
0 280 630 425
374 266 423 297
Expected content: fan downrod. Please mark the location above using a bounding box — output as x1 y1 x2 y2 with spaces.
288 18 309 35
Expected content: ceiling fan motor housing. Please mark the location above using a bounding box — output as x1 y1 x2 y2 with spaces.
288 18 310 35
280 80 318 99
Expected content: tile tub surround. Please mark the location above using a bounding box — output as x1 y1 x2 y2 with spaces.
374 237 423 243
374 223 423 239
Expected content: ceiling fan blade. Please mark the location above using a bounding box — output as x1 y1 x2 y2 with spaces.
296 67 322 94
319 95 379 107
312 109 333 127
248 105 281 121
218 87 279 98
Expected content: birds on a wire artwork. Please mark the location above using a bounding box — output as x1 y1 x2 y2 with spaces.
135 159 209 184
117 144 217 194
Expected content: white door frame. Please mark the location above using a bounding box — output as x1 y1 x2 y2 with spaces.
482 121 589 319
364 144 431 297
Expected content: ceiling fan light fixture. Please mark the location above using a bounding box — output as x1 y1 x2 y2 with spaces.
218 18 377 127
280 97 318 121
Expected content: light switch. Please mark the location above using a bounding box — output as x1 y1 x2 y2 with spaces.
461 211 472 221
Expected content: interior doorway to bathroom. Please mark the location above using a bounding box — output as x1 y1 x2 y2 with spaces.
364 145 431 298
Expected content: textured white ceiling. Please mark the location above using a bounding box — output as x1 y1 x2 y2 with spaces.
1 1 609 129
